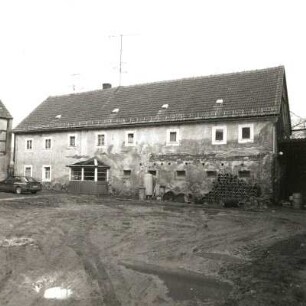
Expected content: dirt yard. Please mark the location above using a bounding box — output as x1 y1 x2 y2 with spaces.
0 193 306 305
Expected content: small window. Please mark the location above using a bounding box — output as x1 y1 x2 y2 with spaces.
216 99 224 104
167 129 179 145
45 138 52 149
239 170 251 178
123 170 131 177
70 167 82 181
128 133 134 144
176 170 186 178
215 129 223 141
69 135 76 147
242 127 250 139
98 168 107 181
206 170 217 178
97 133 106 146
24 165 33 177
0 130 7 141
26 139 33 150
84 167 95 181
170 132 177 142
125 132 135 146
148 170 157 176
212 126 227 145
0 130 6 153
42 166 51 182
238 124 254 143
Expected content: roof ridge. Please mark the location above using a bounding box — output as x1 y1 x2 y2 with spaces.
118 66 285 89
47 66 285 99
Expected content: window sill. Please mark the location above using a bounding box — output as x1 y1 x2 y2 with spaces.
166 142 179 146
238 139 254 144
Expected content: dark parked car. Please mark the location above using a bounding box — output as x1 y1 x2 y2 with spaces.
0 176 42 194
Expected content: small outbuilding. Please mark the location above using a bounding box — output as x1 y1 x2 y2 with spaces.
67 157 110 194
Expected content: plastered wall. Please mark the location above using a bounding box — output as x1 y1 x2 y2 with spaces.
14 119 276 197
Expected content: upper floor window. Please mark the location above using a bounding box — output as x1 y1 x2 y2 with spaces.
125 132 135 146
0 130 6 153
167 129 179 145
44 138 52 149
68 134 77 147
212 126 227 145
97 133 106 147
238 124 254 143
26 139 33 150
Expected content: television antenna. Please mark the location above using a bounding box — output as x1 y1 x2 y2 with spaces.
109 33 138 86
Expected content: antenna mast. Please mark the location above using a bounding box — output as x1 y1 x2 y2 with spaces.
109 33 138 86
119 34 123 86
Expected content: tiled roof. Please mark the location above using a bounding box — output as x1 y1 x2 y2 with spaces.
0 100 12 119
14 66 285 133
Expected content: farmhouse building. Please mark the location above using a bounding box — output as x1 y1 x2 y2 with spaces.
13 66 291 201
0 100 13 180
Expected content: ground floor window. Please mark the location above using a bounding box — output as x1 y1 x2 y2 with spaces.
68 158 109 182
98 168 107 181
84 167 95 181
70 166 108 182
42 166 51 182
71 167 82 181
24 165 33 177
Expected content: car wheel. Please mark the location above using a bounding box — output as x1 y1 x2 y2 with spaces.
15 187 22 194
31 191 37 194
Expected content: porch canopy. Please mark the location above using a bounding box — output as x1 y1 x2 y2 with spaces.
67 157 110 182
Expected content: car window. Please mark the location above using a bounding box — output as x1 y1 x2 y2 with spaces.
25 177 37 182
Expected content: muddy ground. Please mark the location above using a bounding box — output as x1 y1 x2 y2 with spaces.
0 192 306 305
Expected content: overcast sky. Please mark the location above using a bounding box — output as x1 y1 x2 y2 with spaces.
0 0 305 126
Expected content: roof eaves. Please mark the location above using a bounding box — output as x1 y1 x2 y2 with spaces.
13 107 280 134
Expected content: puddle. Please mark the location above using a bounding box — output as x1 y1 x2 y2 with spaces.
0 237 35 247
44 287 72 300
122 262 232 303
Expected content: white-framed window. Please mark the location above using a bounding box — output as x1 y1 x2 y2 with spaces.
212 126 227 145
42 165 51 182
167 129 180 145
238 124 254 143
68 134 77 147
25 138 33 150
125 131 135 146
24 165 33 177
44 137 52 149
96 132 106 147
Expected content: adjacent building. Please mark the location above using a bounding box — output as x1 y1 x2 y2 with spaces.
0 100 13 180
13 66 291 200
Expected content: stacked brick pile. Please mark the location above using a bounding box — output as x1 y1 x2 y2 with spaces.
203 173 260 204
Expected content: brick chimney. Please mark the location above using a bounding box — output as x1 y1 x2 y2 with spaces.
102 83 112 90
